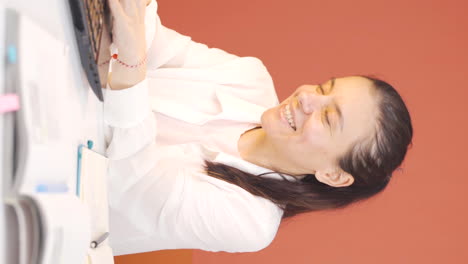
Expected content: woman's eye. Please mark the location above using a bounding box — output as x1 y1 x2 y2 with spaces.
321 109 331 128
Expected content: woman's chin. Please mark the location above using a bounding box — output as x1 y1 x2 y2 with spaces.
261 107 287 137
260 109 276 131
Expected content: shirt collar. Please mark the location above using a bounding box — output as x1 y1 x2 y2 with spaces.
212 151 303 182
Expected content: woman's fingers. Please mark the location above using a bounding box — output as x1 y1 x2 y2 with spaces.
138 0 148 8
126 0 146 21
107 0 146 58
118 0 145 22
137 0 147 22
120 0 131 11
108 0 125 20
124 0 143 19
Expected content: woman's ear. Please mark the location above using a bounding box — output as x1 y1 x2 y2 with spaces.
315 169 354 187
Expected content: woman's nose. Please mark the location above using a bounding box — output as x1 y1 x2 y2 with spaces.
297 89 329 114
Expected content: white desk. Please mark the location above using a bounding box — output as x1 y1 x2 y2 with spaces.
0 0 107 263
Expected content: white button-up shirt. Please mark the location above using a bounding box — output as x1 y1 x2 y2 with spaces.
103 1 299 255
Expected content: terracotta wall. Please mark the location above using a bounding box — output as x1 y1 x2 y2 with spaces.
116 0 468 263
114 250 191 264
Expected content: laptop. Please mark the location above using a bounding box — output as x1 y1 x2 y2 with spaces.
68 0 113 102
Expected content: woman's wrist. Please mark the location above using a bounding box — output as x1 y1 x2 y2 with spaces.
112 52 147 68
109 63 146 90
108 49 147 90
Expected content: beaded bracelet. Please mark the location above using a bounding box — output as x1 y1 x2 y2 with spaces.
98 53 147 68
112 53 147 68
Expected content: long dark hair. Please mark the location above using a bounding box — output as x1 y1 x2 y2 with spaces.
204 76 413 220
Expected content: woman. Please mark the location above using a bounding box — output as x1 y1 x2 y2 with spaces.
104 0 413 255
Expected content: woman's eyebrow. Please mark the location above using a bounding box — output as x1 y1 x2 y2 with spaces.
329 77 336 92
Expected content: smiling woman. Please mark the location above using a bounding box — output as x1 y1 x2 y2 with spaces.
216 75 412 216
104 0 413 255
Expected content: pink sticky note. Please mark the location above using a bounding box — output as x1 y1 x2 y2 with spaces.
0 94 20 113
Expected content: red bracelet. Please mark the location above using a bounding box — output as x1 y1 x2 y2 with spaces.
97 53 146 68
111 53 146 68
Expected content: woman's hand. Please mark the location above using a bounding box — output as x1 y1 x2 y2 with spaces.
108 0 148 90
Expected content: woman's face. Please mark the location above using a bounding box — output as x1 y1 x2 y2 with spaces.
261 76 379 174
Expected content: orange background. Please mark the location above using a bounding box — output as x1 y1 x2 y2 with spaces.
115 0 468 263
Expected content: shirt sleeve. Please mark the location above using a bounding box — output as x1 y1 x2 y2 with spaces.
144 0 191 69
145 0 241 70
103 79 156 160
145 0 276 101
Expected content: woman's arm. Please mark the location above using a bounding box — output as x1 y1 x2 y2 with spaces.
102 1 281 254
104 0 154 161
143 0 246 70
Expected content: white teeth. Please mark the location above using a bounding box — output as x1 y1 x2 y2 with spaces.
284 105 296 129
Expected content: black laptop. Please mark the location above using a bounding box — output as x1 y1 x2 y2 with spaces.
68 0 113 101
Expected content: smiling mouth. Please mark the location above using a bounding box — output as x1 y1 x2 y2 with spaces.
284 104 296 131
